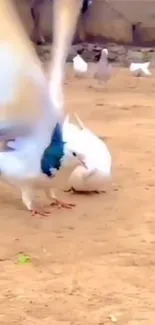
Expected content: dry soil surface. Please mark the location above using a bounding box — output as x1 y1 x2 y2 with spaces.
1 67 155 325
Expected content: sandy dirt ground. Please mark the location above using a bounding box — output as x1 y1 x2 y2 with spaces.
1 67 155 324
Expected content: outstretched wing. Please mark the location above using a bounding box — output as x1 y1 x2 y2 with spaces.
0 0 47 125
48 0 83 120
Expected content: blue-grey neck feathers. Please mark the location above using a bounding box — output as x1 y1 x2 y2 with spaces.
41 123 65 177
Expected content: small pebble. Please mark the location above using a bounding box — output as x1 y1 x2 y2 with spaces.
109 314 118 323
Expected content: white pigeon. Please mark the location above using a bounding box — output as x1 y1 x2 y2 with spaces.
129 62 151 77
73 54 88 76
66 114 112 193
93 48 112 82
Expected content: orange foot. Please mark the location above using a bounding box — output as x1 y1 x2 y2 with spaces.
31 207 50 217
51 198 76 209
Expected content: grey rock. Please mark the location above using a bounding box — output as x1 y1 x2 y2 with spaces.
150 52 155 67
127 49 144 63
108 45 126 55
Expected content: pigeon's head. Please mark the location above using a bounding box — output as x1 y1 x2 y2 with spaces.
102 48 108 56
100 48 108 60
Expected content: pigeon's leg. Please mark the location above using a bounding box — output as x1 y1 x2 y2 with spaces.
21 186 50 217
88 79 103 90
45 189 76 209
95 80 104 91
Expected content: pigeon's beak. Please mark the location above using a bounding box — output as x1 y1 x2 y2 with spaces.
79 158 88 169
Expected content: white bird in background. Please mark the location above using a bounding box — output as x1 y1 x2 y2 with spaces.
93 48 112 82
73 54 88 76
65 114 112 194
129 62 151 77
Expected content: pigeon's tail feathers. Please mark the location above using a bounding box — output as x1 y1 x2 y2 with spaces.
143 68 151 75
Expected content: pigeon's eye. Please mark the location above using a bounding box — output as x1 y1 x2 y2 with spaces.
72 152 77 157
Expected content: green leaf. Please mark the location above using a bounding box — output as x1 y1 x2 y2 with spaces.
18 254 31 264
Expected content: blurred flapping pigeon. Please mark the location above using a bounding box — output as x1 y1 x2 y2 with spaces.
129 62 151 77
0 0 84 216
66 114 112 193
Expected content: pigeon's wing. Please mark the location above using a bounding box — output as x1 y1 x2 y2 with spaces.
0 0 60 148
0 0 83 146
48 0 83 122
0 0 47 125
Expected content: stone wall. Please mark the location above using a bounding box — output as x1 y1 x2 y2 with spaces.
14 0 155 45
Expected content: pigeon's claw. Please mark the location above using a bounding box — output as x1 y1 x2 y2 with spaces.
30 207 50 217
51 198 76 209
64 187 75 193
